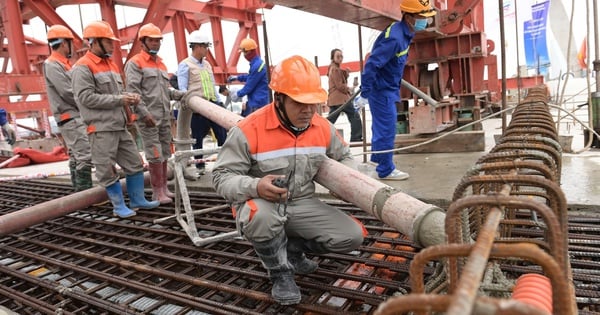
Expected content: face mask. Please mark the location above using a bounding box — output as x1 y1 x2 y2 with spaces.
414 19 428 31
148 50 159 55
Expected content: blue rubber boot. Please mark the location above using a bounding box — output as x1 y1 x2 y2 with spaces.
126 172 160 210
105 181 136 218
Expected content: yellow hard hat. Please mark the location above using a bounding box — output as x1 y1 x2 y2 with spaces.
399 0 437 17
239 38 257 52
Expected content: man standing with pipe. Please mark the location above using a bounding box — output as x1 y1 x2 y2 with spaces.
125 23 185 204
356 0 436 180
227 38 270 117
177 30 227 179
72 21 159 218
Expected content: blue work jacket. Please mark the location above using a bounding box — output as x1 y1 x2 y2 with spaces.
361 20 414 100
236 56 270 110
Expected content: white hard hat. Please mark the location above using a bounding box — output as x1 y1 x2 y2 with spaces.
188 30 212 46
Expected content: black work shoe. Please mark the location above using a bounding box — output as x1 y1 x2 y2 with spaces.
289 255 318 275
271 273 301 305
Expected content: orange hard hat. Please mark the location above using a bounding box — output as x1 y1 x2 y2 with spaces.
239 38 257 52
83 21 120 41
47 25 74 40
399 0 437 17
138 23 162 39
269 55 327 104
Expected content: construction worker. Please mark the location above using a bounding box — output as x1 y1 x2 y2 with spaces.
213 55 366 305
124 23 186 204
43 24 93 191
176 30 226 179
326 48 363 142
227 38 270 117
355 0 436 181
0 109 15 146
72 21 159 218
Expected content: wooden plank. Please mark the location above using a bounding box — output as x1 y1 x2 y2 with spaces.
394 131 485 153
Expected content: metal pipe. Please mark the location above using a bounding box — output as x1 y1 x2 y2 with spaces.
183 96 445 247
0 95 446 247
401 79 439 107
0 173 153 235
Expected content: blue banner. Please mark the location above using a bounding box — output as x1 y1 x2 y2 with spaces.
523 1 551 74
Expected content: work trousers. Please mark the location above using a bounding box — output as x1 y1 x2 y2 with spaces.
138 117 172 163
368 93 398 177
327 104 363 142
89 130 144 187
191 112 226 168
58 117 92 170
235 197 364 252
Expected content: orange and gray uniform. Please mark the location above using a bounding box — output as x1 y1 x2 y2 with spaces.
125 50 176 163
43 51 92 170
72 51 144 187
212 104 365 250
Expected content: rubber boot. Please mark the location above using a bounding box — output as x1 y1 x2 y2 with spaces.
126 172 160 210
162 161 175 198
68 159 77 189
287 238 318 275
251 232 301 305
75 165 93 191
148 162 172 204
105 181 136 218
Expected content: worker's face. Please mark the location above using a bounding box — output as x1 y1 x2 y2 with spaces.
195 43 209 58
143 37 162 54
403 13 429 32
91 38 115 57
282 96 318 129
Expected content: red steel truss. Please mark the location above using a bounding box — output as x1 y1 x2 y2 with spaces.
0 0 499 136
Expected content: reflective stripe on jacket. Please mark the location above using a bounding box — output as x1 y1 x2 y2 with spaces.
361 20 414 99
212 103 353 205
183 57 216 101
44 51 80 123
236 55 270 109
125 50 170 120
72 51 128 133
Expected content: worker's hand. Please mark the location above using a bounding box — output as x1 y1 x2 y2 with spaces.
141 114 156 127
1 123 16 145
122 93 141 106
227 75 238 83
230 91 241 103
257 174 289 202
353 95 369 111
171 89 186 101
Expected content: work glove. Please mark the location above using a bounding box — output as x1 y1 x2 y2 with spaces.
230 91 241 103
353 95 369 111
227 75 238 83
171 89 186 101
1 123 15 145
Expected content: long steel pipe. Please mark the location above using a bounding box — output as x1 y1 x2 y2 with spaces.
183 96 445 247
0 96 446 247
0 175 141 235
